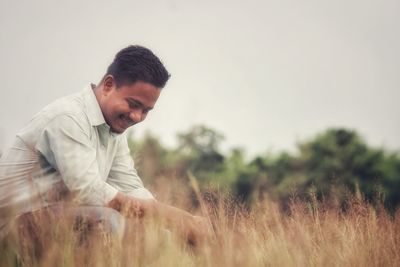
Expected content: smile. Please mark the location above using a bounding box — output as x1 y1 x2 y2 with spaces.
118 115 134 128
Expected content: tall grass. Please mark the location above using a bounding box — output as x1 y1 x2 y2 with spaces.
1 177 399 267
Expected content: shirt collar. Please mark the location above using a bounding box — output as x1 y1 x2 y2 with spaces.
82 84 122 138
83 83 106 127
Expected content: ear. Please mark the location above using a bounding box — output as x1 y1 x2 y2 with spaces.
103 75 116 94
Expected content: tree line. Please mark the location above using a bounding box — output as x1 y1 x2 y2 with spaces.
128 125 400 211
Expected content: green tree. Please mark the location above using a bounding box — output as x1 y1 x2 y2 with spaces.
263 128 400 210
176 125 225 181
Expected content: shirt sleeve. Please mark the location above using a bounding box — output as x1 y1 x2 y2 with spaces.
35 114 118 205
106 135 154 200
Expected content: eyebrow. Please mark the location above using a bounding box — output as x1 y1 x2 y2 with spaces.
127 98 154 111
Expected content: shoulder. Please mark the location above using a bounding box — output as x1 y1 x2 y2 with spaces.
42 92 88 122
17 91 92 147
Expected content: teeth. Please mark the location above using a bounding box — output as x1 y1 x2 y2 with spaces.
120 115 131 127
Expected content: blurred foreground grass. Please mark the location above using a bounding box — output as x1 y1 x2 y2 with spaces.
1 177 399 267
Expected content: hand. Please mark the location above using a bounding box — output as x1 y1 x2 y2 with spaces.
187 215 214 247
109 192 157 218
124 197 157 218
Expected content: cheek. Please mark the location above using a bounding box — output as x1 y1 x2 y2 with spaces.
104 106 120 123
110 103 127 116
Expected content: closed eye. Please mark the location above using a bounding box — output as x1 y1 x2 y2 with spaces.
127 99 142 109
127 98 154 113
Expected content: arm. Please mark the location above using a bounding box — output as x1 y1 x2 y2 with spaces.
107 191 212 245
105 136 212 244
106 134 154 199
106 135 212 243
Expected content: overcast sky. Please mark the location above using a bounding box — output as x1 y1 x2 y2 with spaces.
0 0 399 157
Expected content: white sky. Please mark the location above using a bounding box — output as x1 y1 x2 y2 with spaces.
0 0 399 157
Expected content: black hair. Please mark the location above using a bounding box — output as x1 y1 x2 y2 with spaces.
105 45 170 88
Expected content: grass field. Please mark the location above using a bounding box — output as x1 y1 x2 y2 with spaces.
1 177 399 267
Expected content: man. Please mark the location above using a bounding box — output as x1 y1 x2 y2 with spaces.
0 45 210 260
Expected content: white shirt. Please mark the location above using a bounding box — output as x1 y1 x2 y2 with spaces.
0 84 153 239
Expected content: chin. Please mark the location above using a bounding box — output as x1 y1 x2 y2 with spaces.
110 125 125 134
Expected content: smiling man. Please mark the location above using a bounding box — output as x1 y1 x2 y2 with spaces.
97 79 159 133
0 46 210 262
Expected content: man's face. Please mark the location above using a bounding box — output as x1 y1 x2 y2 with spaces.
99 78 161 133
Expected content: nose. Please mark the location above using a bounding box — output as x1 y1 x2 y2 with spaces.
129 110 143 123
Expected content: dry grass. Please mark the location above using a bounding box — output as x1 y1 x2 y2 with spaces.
1 178 399 267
